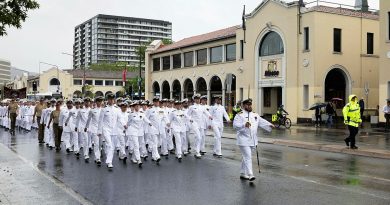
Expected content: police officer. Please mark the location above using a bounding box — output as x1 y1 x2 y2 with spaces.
233 98 274 181
342 95 362 149
8 97 19 135
209 95 231 158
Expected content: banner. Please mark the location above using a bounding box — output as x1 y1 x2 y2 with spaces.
122 69 127 82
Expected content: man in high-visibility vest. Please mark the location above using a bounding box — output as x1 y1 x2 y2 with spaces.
342 95 362 149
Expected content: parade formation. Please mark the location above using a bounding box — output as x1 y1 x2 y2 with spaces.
0 93 274 181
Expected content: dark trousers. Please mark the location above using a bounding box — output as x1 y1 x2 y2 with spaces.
347 125 359 147
10 113 17 131
37 117 44 142
315 115 321 125
385 114 390 130
53 123 62 148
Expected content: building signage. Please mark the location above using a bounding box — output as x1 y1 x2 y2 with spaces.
262 59 281 78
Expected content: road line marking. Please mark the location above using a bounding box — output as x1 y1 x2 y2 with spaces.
0 143 93 205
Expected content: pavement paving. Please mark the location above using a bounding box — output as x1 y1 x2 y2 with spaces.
0 127 389 205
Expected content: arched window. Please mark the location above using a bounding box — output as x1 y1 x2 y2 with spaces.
259 31 284 56
49 78 60 86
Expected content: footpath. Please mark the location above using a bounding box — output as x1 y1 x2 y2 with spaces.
218 124 390 160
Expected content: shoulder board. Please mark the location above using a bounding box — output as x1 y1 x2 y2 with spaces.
140 111 144 113
238 111 243 114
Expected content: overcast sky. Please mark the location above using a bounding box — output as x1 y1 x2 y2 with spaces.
0 0 379 73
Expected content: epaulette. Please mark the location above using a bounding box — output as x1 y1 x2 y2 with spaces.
238 111 243 114
140 111 144 113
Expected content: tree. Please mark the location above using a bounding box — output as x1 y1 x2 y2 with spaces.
0 0 40 36
162 39 173 45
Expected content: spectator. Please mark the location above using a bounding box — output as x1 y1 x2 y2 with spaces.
326 101 335 127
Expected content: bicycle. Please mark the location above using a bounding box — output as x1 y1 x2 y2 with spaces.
272 114 291 129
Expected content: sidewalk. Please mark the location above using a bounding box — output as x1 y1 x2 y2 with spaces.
216 125 390 160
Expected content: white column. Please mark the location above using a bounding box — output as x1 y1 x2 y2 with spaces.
181 90 184 100
170 90 173 99
159 57 163 71
207 89 211 105
170 55 173 70
222 45 226 62
222 89 226 106
181 53 184 68
206 48 210 65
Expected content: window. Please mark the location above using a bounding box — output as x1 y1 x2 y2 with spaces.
388 12 390 40
73 79 82 85
95 80 103 86
263 88 271 107
184 51 193 67
240 88 243 101
367 33 374 54
105 80 113 86
172 54 181 69
162 56 170 70
49 78 60 86
115 81 123 86
210 46 223 63
196 49 207 65
240 40 244 59
153 58 160 71
85 80 93 85
304 27 309 51
259 31 284 56
303 85 309 109
333 28 342 53
226 43 236 61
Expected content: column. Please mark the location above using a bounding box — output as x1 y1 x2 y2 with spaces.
170 90 173 99
159 57 163 71
207 89 211 105
170 55 173 70
181 90 184 100
222 88 226 106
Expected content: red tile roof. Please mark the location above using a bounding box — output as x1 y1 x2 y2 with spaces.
306 5 379 20
152 25 239 54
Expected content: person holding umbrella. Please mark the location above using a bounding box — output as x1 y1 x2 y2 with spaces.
342 95 362 149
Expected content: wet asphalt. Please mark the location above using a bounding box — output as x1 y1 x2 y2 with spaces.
0 127 389 205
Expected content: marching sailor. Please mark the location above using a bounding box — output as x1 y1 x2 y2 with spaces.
209 95 231 158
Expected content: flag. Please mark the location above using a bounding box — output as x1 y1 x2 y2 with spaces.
122 69 127 82
242 5 246 31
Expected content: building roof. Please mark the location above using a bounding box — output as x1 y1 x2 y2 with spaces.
305 5 379 20
151 25 239 54
65 69 141 79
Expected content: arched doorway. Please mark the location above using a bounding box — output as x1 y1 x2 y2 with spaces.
73 90 82 98
225 73 236 109
162 81 170 99
172 80 181 100
49 78 60 93
325 68 348 108
196 77 207 96
115 91 122 98
152 81 160 97
95 91 104 97
210 76 222 104
183 79 194 99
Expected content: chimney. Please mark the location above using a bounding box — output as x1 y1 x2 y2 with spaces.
355 0 369 12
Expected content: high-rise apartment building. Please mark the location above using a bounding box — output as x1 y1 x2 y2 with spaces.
0 58 11 85
73 14 172 69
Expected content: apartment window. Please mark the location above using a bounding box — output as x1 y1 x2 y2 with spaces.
304 27 309 51
85 80 93 85
226 43 236 61
172 54 181 69
197 49 207 65
263 88 271 107
73 79 82 85
95 80 103 86
333 28 342 53
367 33 374 54
115 81 123 86
162 56 170 70
210 46 223 63
184 51 193 67
240 40 244 59
153 58 160 71
303 85 309 109
105 80 113 86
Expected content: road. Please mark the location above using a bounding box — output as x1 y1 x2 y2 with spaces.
0 128 389 205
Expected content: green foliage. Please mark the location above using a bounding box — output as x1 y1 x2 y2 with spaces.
162 39 173 45
0 0 40 36
89 61 137 72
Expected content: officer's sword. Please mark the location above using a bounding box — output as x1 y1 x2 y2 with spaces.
247 84 261 173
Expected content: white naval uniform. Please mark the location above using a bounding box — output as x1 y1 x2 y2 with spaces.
85 106 102 161
182 107 191 153
115 109 129 159
98 104 119 166
127 111 151 163
23 106 34 131
165 107 174 151
169 108 189 158
187 103 211 156
60 108 79 153
209 104 230 155
76 107 91 159
233 110 272 177
200 104 211 152
42 106 55 146
146 106 169 160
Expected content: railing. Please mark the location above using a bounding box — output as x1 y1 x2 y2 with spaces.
304 0 378 13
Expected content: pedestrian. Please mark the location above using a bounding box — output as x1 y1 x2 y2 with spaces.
383 100 390 131
233 98 274 181
314 106 322 127
7 97 19 135
359 98 365 128
326 101 335 127
33 98 46 144
342 95 362 149
209 95 231 158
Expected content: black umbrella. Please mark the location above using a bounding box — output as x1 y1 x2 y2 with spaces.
309 102 327 110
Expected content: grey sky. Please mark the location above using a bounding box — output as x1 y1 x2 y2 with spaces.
0 0 379 73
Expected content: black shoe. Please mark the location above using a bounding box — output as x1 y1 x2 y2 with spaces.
169 149 175 154
249 176 256 181
240 175 250 180
138 162 143 168
178 158 182 163
143 156 148 161
38 141 44 144
66 148 70 153
96 160 102 166
123 156 127 163
156 158 161 165
85 158 89 163
49 146 53 150
194 154 201 159
89 148 92 153
200 151 206 155
125 146 129 150
350 146 358 149
217 155 223 158
55 147 61 151
344 138 350 147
